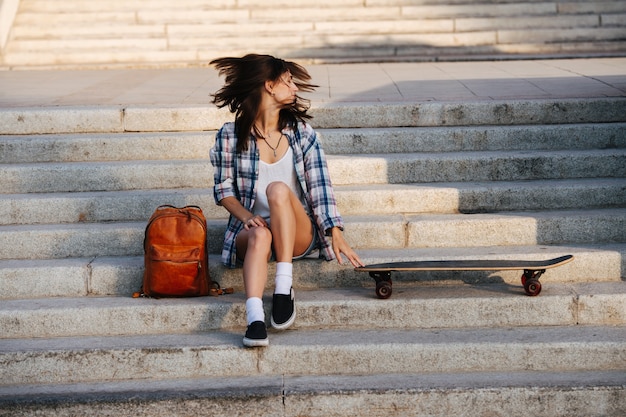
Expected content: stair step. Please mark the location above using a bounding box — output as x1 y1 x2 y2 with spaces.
12 21 307 40
327 149 626 185
2 244 623 299
17 0 626 14
1 371 624 417
0 160 212 194
6 0 626 68
166 31 499 50
0 131 210 164
11 24 167 39
0 221 146 260
14 10 249 26
14 11 138 25
6 43 626 70
16 0 291 13
319 123 626 155
559 1 626 14
403 209 626 248
0 189 218 225
498 27 626 44
3 123 625 164
170 19 454 37
2 282 626 339
2 325 624 385
2 149 623 194
3 98 625 135
1 49 202 69
8 38 169 52
259 3 558 21
12 5 625 33
456 14 603 31
2 178 624 226
0 209 623 260
337 178 626 215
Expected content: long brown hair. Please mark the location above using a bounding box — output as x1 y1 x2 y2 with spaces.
210 54 317 153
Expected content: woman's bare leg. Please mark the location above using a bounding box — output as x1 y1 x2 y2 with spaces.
266 181 313 262
265 182 312 330
236 226 272 299
237 226 272 347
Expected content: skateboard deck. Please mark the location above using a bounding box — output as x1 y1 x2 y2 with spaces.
355 255 573 299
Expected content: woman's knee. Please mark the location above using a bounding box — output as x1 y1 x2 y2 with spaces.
247 226 273 249
266 182 291 205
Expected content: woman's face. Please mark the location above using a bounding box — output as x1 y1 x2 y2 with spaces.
271 71 299 105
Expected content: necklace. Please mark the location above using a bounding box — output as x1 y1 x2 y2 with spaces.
254 126 283 157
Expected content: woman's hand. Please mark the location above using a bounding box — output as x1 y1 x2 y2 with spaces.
243 214 268 230
220 197 268 230
331 227 365 268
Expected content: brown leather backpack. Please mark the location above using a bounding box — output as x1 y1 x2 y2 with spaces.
137 205 214 298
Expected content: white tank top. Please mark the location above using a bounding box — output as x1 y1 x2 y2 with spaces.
253 147 305 222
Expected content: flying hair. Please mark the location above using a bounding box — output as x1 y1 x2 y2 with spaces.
210 54 318 153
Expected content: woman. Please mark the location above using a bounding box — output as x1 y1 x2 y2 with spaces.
209 54 363 348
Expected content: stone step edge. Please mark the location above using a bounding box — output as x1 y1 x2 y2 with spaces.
14 2 626 15
2 149 624 194
12 14 622 30
1 370 624 417
14 0 626 13
9 26 626 48
1 282 625 339
2 97 625 134
5 44 626 70
1 209 624 260
12 14 626 39
4 49 626 71
2 123 626 165
1 243 624 301
1 325 625 385
2 178 625 226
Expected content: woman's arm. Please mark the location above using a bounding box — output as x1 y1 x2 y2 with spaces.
300 126 344 233
297 124 363 267
210 124 239 204
330 226 364 267
220 196 267 229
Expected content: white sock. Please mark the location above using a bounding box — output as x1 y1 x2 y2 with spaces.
245 297 264 325
274 262 293 295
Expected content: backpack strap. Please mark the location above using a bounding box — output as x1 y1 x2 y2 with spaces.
209 281 234 296
133 283 234 298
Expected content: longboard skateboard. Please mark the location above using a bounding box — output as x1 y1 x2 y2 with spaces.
355 255 574 299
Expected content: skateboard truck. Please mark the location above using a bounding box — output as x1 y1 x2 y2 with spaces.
521 269 544 296
370 271 393 299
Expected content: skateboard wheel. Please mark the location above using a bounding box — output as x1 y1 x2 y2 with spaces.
524 279 542 296
375 281 392 299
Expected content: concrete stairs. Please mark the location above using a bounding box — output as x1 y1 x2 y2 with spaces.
2 0 626 69
1 92 626 415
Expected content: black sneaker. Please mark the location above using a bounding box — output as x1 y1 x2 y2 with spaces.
243 321 268 348
271 288 295 330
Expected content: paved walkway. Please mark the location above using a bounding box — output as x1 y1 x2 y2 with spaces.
0 58 625 109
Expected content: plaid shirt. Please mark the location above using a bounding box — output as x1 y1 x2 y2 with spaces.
210 121 344 268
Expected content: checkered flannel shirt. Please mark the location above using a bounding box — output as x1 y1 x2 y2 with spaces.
210 121 344 268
